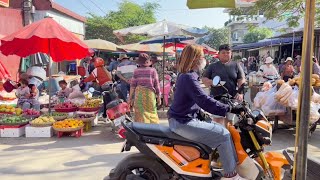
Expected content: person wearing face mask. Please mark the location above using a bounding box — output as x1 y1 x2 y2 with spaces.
256 57 279 80
128 53 161 124
168 44 246 180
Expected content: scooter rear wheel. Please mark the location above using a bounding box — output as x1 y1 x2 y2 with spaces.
106 153 169 180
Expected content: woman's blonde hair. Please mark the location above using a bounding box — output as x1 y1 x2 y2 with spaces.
178 44 203 73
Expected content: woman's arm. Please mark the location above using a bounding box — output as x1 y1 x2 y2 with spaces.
153 69 161 96
184 74 230 117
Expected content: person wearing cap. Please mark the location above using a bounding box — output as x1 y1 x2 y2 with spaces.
281 57 295 82
129 53 161 124
150 55 165 81
257 57 279 79
116 54 137 101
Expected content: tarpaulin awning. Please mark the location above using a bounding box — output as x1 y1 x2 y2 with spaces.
232 37 302 51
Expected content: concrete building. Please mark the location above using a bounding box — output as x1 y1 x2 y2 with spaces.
0 0 86 79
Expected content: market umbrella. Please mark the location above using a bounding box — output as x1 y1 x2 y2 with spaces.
114 20 208 109
0 60 11 80
120 43 174 53
84 39 122 52
0 17 90 112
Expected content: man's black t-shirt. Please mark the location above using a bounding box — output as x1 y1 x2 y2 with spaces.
204 60 245 97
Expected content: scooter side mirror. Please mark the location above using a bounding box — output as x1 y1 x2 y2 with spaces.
212 76 221 86
88 87 95 93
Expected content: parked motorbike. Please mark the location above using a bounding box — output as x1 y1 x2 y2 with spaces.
105 76 291 180
88 84 130 138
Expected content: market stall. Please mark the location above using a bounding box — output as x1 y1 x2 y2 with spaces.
253 75 320 135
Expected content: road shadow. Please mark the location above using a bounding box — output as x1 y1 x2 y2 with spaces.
1 125 124 152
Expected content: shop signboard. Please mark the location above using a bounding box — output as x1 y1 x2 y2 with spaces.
0 0 9 7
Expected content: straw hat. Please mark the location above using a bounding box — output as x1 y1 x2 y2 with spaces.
136 53 151 65
119 54 129 60
265 57 274 64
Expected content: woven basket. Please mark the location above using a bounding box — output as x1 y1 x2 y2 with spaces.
53 116 68 121
0 121 29 126
54 107 78 113
23 114 40 119
77 117 95 123
29 122 54 127
53 125 84 132
78 106 101 112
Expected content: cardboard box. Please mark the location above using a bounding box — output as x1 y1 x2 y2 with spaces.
25 125 53 137
0 124 27 137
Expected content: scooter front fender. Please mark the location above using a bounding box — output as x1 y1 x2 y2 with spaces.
256 151 290 180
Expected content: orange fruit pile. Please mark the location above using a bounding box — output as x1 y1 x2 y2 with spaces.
53 118 84 129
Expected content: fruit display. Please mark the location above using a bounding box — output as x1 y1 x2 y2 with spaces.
286 74 320 87
0 104 22 115
53 119 84 131
0 91 17 101
22 109 40 117
30 116 55 127
79 98 102 112
51 112 68 121
74 114 95 122
54 102 78 112
0 115 29 125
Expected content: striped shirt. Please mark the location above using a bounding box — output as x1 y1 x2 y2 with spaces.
116 60 137 81
131 67 161 95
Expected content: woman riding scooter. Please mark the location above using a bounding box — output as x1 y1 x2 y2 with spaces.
168 44 246 180
82 57 113 119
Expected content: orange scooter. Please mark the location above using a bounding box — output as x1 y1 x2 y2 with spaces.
105 76 291 180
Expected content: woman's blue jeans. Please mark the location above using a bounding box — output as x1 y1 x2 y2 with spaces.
169 118 238 175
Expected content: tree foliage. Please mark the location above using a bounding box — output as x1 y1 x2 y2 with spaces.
85 1 160 44
229 0 320 27
243 27 273 43
198 27 230 50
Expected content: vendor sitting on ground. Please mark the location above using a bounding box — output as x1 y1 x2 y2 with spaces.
257 57 279 79
57 80 73 98
16 79 31 108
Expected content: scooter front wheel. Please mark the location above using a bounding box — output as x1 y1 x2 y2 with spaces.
105 153 170 180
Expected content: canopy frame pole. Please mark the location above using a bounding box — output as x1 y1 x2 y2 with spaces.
48 40 52 114
162 36 166 111
293 0 316 179
292 31 295 58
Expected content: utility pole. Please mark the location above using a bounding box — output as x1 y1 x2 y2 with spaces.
293 0 316 179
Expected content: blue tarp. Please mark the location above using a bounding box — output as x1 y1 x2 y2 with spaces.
232 37 302 51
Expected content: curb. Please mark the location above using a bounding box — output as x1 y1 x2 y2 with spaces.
307 157 320 180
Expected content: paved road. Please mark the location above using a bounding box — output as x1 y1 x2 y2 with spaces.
0 120 319 180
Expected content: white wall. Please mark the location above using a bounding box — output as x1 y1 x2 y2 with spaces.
33 10 85 38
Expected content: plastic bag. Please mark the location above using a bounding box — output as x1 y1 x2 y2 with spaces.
310 102 320 124
254 91 266 108
288 87 299 109
261 87 286 116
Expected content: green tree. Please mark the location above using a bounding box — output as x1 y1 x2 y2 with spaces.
198 27 230 50
229 0 320 27
243 27 273 43
85 1 160 44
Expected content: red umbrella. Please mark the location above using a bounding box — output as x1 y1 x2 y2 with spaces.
164 42 188 49
0 17 90 112
0 60 11 80
0 17 89 62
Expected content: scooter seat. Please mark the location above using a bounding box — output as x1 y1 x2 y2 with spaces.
131 122 212 154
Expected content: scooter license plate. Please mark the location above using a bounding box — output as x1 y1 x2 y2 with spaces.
114 115 125 127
